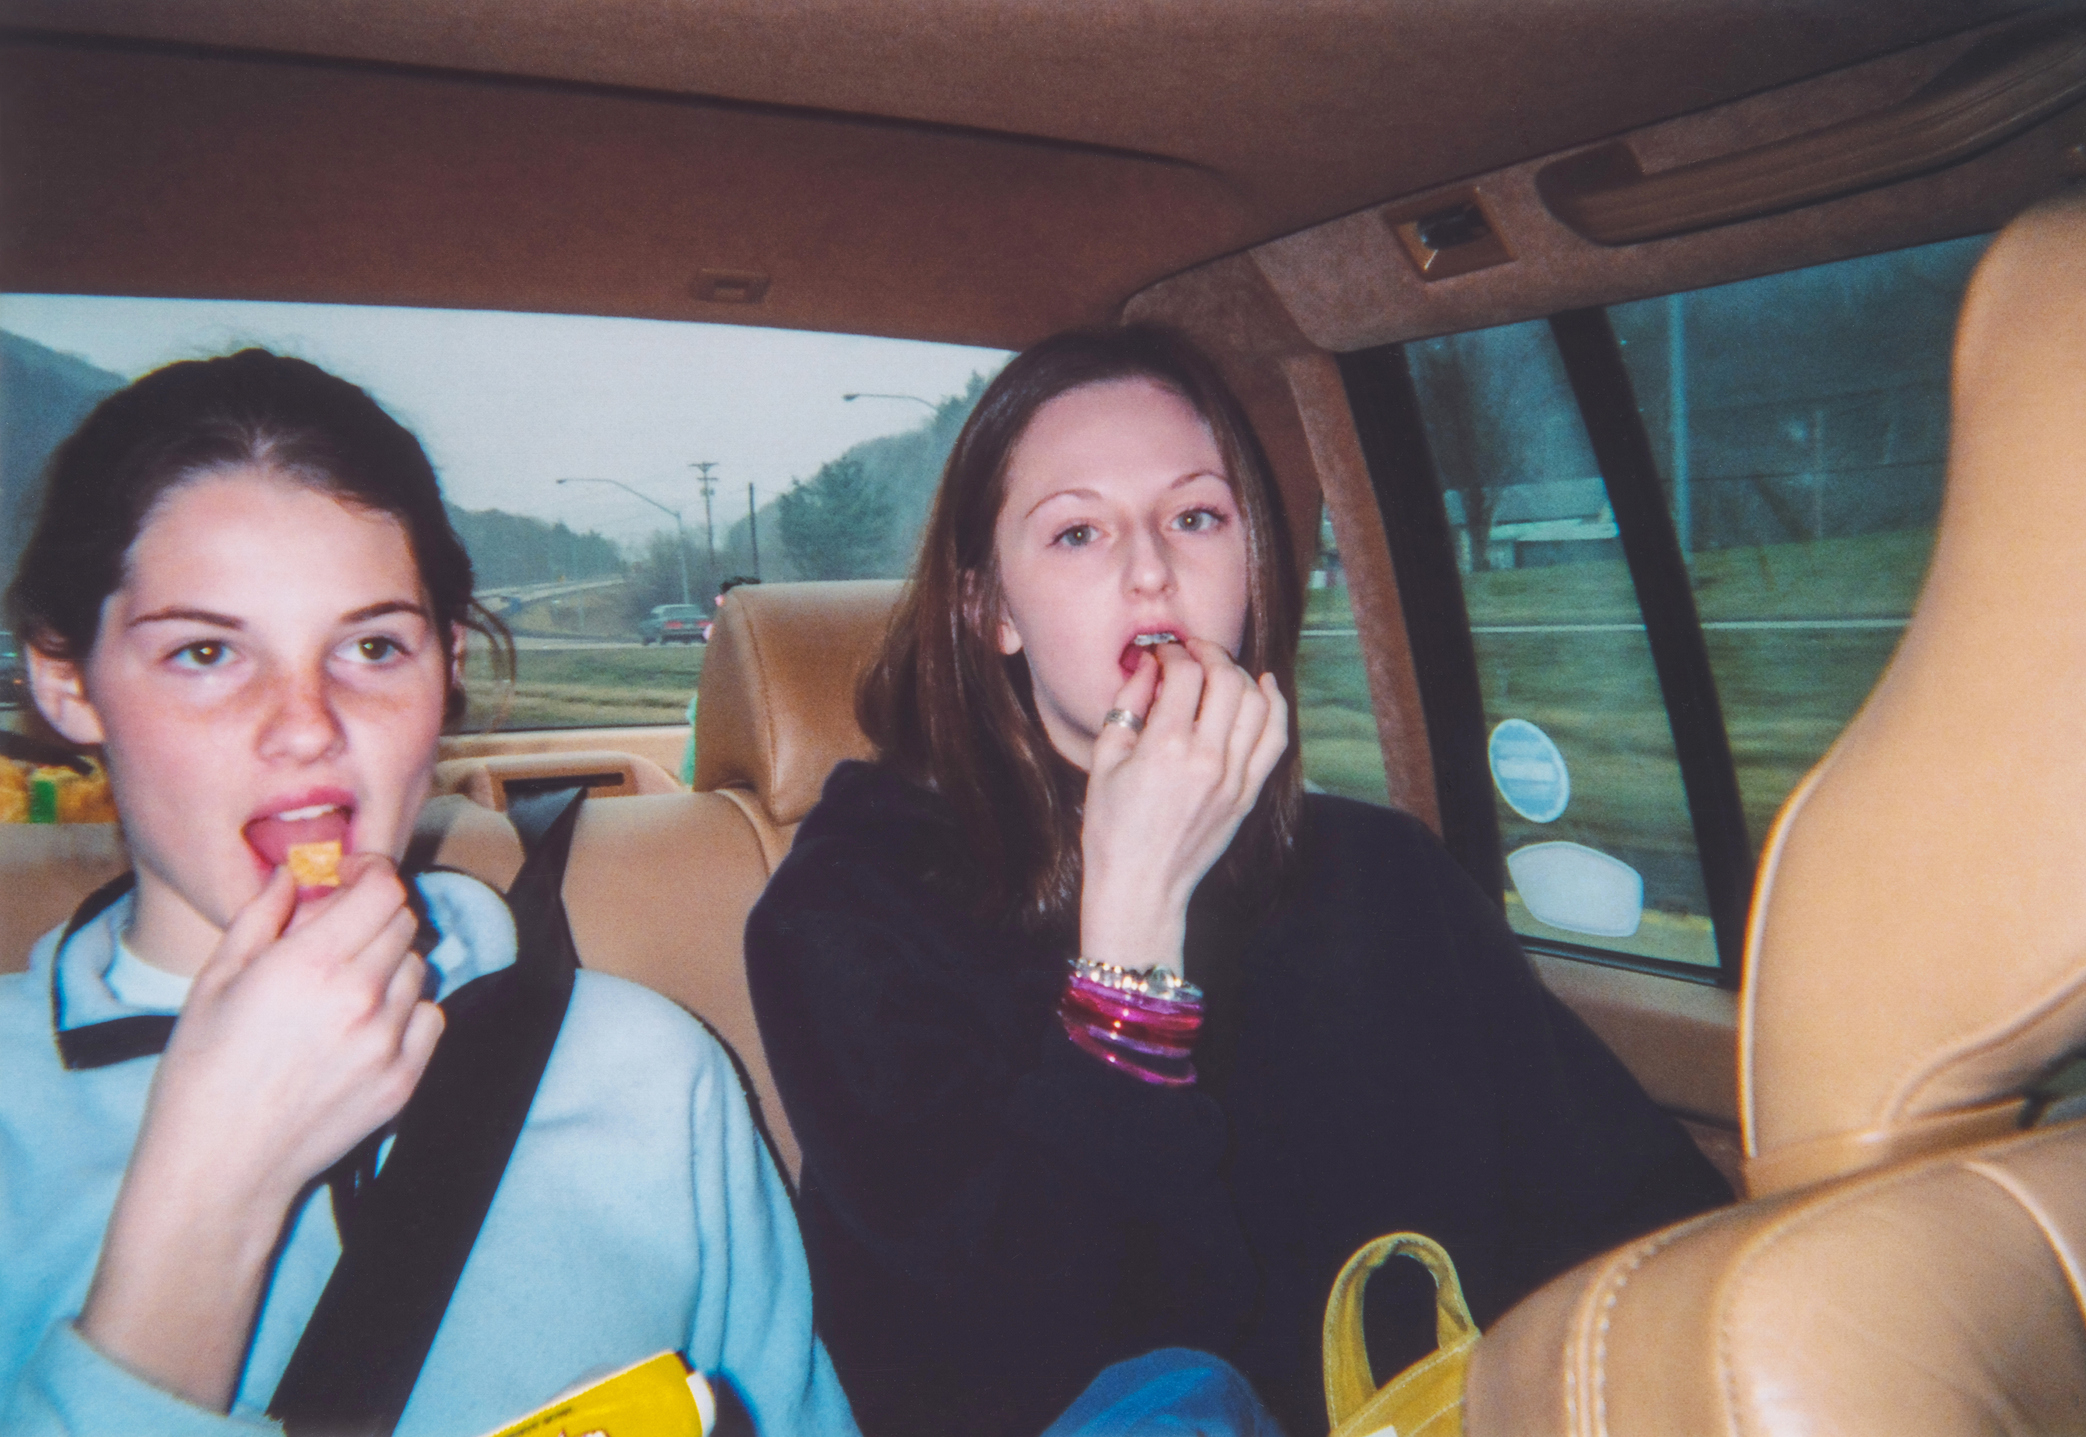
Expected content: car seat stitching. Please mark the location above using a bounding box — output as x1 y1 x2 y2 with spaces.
1715 1155 1968 1436
1584 1206 1729 1436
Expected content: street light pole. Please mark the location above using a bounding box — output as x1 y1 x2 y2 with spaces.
748 481 760 579
557 477 690 605
843 392 940 413
690 462 719 571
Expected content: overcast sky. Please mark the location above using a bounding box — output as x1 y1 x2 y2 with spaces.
1 294 1008 547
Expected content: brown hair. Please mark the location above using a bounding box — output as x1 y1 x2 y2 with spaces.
859 325 1302 931
5 348 510 727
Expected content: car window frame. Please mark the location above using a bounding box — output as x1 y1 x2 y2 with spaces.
1337 298 1807 990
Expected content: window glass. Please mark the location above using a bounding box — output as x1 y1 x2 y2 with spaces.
0 297 1008 733
1409 321 1717 968
1609 235 1989 859
1296 503 1388 803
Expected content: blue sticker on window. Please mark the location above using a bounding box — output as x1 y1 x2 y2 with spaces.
1488 718 1570 823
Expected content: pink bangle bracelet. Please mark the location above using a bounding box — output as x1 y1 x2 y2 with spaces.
1061 986 1201 1045
1057 961 1205 1086
1060 1013 1198 1087
1063 1012 1198 1058
1062 982 1203 1038
1066 1019 1193 1061
1065 975 1202 1022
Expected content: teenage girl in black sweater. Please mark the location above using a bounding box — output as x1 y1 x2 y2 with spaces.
746 327 1730 1437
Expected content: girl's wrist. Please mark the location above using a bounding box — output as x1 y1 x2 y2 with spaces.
1078 913 1187 975
126 1119 304 1242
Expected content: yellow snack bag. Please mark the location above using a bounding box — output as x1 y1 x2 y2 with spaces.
52 762 116 824
479 1352 715 1437
3 759 115 824
0 761 26 824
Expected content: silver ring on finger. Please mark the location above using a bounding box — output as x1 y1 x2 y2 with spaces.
1102 708 1146 735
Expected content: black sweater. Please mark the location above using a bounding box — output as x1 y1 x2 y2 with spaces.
746 762 1730 1437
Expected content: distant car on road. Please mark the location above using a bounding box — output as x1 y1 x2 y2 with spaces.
0 631 25 708
639 604 710 645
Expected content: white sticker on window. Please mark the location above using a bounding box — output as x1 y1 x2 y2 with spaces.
1488 718 1570 823
1507 841 1644 938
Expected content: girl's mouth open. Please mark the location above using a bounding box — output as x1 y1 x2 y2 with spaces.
244 796 354 891
1119 630 1181 676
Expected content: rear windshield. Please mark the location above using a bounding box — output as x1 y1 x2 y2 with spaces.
0 298 1009 731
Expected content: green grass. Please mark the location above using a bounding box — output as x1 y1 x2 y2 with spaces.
1295 632 1387 803
1460 527 1935 627
459 642 704 730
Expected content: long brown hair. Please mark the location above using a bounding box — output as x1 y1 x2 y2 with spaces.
859 325 1302 932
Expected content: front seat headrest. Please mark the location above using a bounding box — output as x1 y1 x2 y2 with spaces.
692 580 902 827
1741 191 2086 1196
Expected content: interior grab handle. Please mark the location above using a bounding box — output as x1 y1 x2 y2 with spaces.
1537 14 2086 246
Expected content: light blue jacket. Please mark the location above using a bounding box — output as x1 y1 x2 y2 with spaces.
0 872 858 1437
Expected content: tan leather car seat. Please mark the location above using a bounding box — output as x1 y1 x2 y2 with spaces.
691 579 899 863
420 578 901 1185
1466 191 2086 1435
0 821 127 978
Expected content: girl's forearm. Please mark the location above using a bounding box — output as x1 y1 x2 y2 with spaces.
1078 875 1189 974
77 1131 297 1413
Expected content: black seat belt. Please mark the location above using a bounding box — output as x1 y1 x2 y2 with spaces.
269 784 587 1436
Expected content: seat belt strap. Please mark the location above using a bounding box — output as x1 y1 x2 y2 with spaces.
269 785 586 1436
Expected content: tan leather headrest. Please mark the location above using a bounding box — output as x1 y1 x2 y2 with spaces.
1742 192 2086 1196
692 580 901 826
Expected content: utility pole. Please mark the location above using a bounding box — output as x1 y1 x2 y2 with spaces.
748 481 761 579
691 462 719 572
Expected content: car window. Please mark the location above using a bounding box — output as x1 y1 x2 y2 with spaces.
0 298 1009 732
1356 232 1991 981
1408 321 1718 968
1607 236 1986 862
4 297 1398 809
1296 505 1388 804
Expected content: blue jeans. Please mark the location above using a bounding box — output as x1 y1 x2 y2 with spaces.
1039 1350 1286 1437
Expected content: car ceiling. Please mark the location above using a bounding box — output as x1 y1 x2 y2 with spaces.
0 0 2043 348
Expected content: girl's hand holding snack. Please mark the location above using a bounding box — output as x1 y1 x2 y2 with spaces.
80 852 443 1410
147 851 440 1199
1080 637 1288 975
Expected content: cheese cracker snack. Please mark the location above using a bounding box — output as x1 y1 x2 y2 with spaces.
286 839 343 890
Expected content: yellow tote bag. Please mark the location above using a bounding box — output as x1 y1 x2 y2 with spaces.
1323 1232 1478 1437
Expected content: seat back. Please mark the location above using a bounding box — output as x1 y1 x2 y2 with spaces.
410 788 796 1176
1466 191 2086 1435
0 821 127 976
692 579 901 860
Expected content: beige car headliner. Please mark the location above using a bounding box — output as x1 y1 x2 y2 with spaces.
0 0 2040 346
